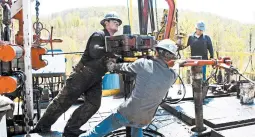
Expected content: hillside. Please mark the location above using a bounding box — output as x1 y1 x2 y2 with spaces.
37 6 254 52
31 6 255 73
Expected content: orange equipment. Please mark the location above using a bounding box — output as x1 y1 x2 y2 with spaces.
0 44 24 62
168 57 232 68
0 76 18 94
13 9 63 70
164 0 176 39
31 47 47 70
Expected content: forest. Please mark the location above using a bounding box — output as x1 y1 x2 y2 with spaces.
17 6 255 75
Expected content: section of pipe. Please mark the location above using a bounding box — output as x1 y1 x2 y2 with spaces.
0 44 24 62
0 71 25 94
0 76 18 94
191 56 206 133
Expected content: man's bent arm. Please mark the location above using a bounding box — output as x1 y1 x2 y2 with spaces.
114 58 145 74
87 33 105 59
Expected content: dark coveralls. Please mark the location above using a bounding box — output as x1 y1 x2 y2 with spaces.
35 29 110 137
186 33 214 80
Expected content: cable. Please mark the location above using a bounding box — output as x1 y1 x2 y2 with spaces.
162 74 186 104
44 52 84 55
105 129 165 137
243 47 255 74
155 0 159 31
232 67 255 85
127 0 131 26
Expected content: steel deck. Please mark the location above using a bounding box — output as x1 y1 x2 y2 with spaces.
8 84 255 137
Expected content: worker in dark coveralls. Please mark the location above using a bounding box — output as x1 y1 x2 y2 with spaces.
79 39 185 137
180 21 214 81
34 11 122 137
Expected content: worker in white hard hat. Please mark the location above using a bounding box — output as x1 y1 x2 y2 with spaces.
79 39 185 137
179 21 214 81
34 11 122 137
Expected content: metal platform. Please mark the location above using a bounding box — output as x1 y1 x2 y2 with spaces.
12 107 214 137
216 124 255 137
7 84 255 137
161 96 255 134
13 131 62 137
9 94 214 137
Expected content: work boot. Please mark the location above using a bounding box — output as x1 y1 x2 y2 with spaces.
63 129 87 137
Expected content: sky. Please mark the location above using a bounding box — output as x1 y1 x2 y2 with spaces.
30 0 255 24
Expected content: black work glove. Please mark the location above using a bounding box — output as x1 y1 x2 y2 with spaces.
105 52 116 58
175 60 187 67
105 58 117 72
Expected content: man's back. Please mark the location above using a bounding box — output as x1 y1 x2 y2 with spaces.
118 58 177 127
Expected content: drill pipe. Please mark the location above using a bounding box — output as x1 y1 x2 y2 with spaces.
191 56 206 132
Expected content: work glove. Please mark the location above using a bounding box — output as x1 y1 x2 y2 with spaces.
106 58 117 72
105 52 115 58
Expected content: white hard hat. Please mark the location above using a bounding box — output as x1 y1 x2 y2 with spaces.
155 39 178 56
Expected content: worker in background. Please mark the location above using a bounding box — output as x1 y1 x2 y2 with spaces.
79 39 185 137
34 11 122 137
180 21 214 81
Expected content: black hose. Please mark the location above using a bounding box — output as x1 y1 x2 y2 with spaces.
104 129 165 137
233 67 255 85
162 74 186 104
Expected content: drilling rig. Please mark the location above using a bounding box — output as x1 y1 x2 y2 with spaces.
0 0 62 136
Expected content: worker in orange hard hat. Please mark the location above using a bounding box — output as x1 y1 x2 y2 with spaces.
34 11 122 137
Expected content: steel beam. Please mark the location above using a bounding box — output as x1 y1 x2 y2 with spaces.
22 0 34 119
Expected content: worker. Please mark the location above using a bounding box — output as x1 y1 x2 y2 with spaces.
34 11 122 137
180 21 214 81
79 39 184 137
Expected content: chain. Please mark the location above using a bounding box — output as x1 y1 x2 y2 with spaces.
21 83 31 137
35 0 40 45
